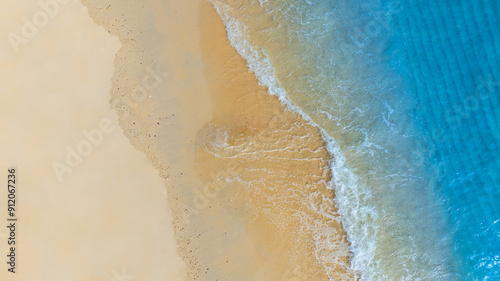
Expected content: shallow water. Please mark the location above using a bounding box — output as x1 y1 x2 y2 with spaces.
209 0 500 280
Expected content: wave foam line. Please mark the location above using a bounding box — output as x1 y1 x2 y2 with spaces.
207 1 384 280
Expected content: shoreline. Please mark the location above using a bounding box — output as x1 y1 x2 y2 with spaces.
81 0 356 279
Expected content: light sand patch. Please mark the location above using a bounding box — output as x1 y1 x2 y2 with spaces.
0 1 185 280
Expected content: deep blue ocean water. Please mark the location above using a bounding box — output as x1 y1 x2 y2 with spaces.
210 0 500 279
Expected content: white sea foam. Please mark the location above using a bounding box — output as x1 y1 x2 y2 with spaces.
208 1 384 279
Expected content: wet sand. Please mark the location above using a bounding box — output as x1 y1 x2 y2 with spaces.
81 0 356 280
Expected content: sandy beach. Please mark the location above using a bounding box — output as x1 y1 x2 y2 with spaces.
0 1 185 280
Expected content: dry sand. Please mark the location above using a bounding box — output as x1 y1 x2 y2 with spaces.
80 0 356 280
0 1 185 280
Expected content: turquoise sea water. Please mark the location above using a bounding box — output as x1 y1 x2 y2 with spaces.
210 0 500 280
393 0 500 279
